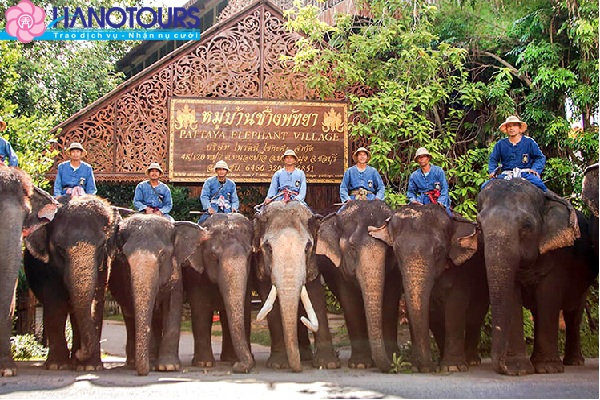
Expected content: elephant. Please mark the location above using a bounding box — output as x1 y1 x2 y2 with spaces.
368 203 489 372
582 163 598 258
253 200 339 372
108 213 209 376
316 199 401 372
181 213 254 373
0 166 58 377
24 194 119 371
477 178 583 375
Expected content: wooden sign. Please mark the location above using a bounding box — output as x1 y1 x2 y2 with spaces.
168 98 348 183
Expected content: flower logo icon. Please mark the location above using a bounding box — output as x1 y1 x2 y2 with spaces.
5 0 46 43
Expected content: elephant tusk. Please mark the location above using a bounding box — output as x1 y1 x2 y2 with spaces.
300 285 319 332
256 284 277 321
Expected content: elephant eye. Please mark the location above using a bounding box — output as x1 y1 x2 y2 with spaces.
305 240 313 254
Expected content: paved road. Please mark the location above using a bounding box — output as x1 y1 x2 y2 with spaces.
1 320 598 398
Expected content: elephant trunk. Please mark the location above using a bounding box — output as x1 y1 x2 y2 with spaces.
67 242 101 363
129 250 159 376
483 231 520 374
399 254 435 372
277 281 303 372
220 255 254 373
357 250 392 372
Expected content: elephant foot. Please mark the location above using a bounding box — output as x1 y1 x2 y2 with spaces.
232 359 255 374
0 359 17 377
45 361 71 371
312 349 341 369
347 355 373 370
220 351 238 363
266 352 290 370
191 356 216 368
299 345 313 362
493 356 535 376
531 357 564 374
75 362 104 371
411 360 436 373
563 355 585 366
439 360 469 373
466 354 482 366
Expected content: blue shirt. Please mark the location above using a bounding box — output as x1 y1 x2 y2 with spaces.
488 136 546 175
267 168 307 202
340 165 385 202
133 180 173 214
53 161 97 197
0 137 18 167
200 176 239 212
407 164 450 208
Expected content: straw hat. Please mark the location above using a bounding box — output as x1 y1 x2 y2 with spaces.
282 149 298 160
67 142 85 152
499 116 528 134
214 160 230 171
413 147 432 162
146 162 163 175
352 147 370 163
0 116 6 132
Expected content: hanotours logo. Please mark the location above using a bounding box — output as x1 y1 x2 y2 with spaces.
1 0 202 43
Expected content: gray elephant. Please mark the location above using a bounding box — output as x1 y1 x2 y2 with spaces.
24 195 119 371
182 213 254 373
316 200 401 372
0 167 58 377
369 204 488 372
477 179 582 375
109 214 209 376
253 200 339 372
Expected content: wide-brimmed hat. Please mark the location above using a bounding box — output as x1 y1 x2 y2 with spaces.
414 147 432 161
214 160 230 171
352 147 370 162
146 162 163 175
499 116 528 134
282 149 298 160
67 142 85 152
0 116 6 132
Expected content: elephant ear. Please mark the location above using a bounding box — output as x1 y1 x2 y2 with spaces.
252 217 269 281
315 213 342 268
367 217 393 246
306 214 322 282
106 207 122 260
449 215 478 266
539 192 580 254
22 186 58 239
173 222 210 266
24 224 49 263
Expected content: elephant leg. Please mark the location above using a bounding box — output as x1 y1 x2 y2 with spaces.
530 276 564 374
504 289 534 375
187 278 216 368
157 279 183 371
43 299 71 370
438 287 470 372
382 271 401 358
123 313 136 367
219 307 237 363
465 273 489 366
254 279 288 369
562 305 585 366
306 279 340 369
297 318 312 361
338 282 372 369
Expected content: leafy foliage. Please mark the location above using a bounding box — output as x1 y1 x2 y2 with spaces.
11 334 48 361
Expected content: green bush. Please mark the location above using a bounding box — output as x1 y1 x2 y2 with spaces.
11 334 48 360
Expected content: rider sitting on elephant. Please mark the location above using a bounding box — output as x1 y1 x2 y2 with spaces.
407 147 452 215
198 159 239 223
483 115 547 192
263 149 307 206
133 162 174 222
340 146 385 203
53 142 97 197
0 117 18 167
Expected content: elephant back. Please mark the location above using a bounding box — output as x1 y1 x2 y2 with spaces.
0 165 33 211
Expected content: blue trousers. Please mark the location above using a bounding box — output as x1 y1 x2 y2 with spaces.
481 173 547 192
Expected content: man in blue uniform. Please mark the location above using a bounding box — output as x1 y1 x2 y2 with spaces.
264 149 307 205
53 142 97 197
198 160 239 223
0 117 18 167
133 162 174 221
340 146 385 203
407 147 451 214
484 115 547 192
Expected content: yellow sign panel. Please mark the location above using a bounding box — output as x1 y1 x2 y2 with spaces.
168 98 349 183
